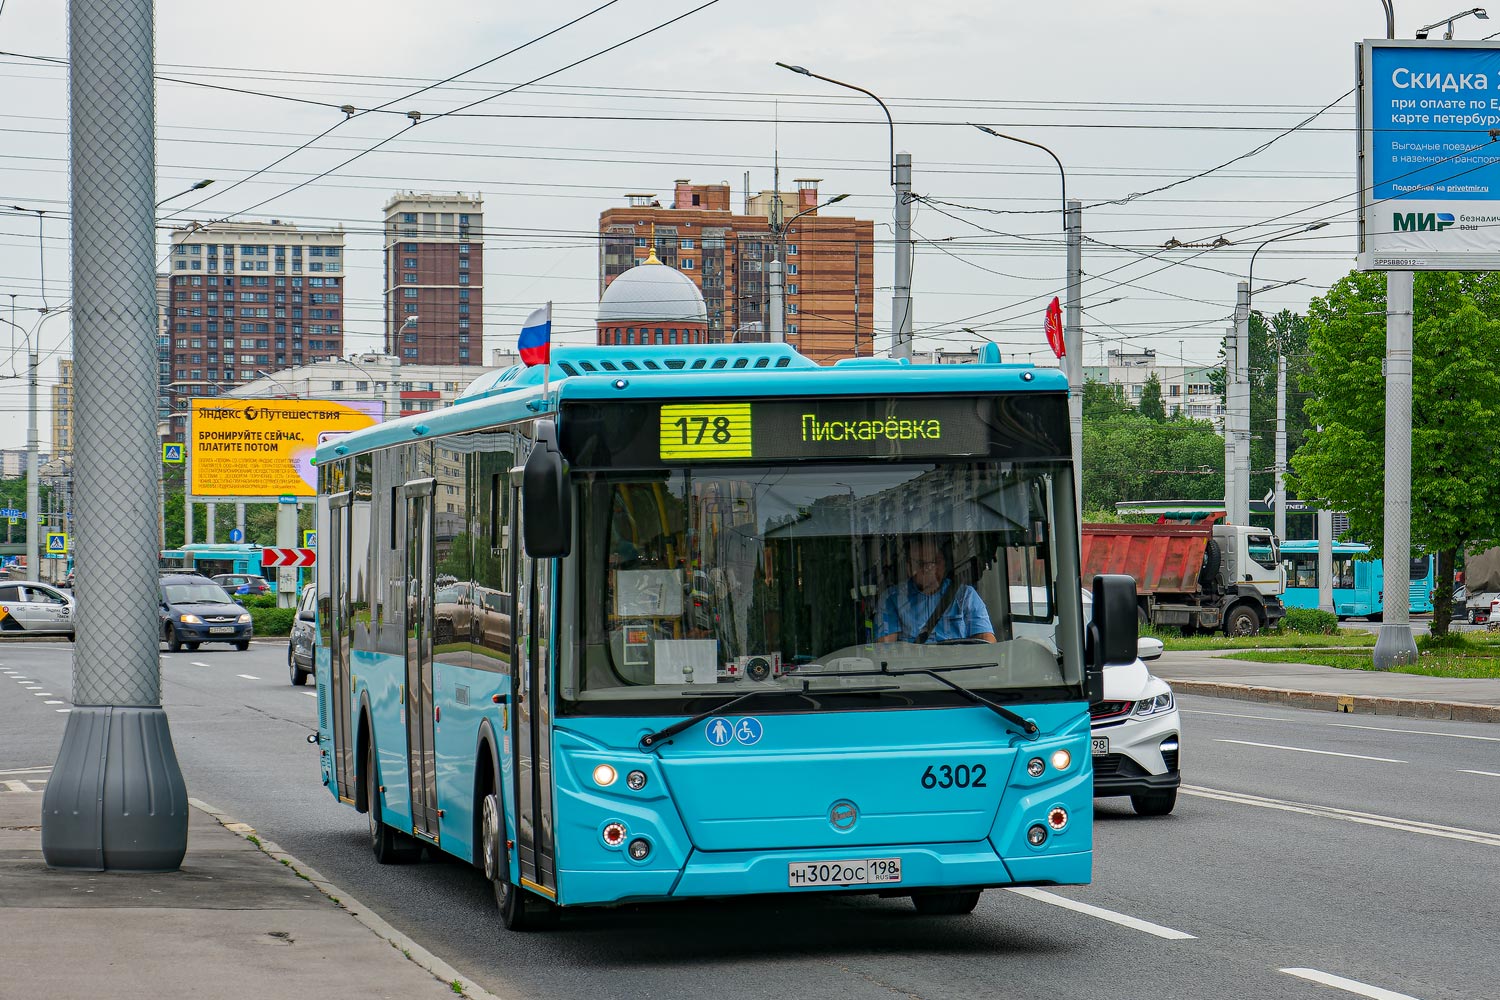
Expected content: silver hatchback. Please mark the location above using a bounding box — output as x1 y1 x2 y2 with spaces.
0 581 75 637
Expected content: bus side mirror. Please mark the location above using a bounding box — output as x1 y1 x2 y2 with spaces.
1085 574 1138 703
523 421 571 559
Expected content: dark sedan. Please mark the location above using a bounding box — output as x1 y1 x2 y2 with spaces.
159 574 254 651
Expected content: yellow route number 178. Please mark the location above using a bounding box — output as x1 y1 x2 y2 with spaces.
659 403 753 460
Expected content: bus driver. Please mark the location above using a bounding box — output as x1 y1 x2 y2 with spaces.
876 537 997 644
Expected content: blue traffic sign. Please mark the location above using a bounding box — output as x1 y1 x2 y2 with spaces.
302 529 317 548
46 532 68 554
162 442 184 464
229 528 243 543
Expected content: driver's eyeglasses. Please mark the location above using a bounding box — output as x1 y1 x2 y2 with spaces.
911 559 942 570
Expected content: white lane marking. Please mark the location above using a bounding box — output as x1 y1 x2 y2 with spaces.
1280 967 1423 1000
1329 722 1500 743
3 780 35 793
0 766 50 775
1182 708 1297 722
1459 769 1500 777
32 691 51 696
303 691 317 698
55 708 69 713
1183 785 1500 848
1005 887 1196 940
192 661 210 667
237 674 260 681
44 700 63 705
1213 739 1405 764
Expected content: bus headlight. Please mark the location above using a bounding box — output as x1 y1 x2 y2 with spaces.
592 764 618 787
1050 749 1071 771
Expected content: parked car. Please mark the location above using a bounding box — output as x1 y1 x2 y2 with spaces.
213 573 272 596
288 583 316 686
0 580 75 638
159 573 253 652
1082 588 1181 815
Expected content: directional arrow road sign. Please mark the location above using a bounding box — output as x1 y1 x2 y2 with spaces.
261 547 316 569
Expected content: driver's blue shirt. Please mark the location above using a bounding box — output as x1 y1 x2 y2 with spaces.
875 579 993 643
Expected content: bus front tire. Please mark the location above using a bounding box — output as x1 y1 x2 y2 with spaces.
366 742 421 865
482 792 557 931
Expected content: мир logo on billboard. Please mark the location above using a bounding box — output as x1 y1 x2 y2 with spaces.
1392 211 1456 232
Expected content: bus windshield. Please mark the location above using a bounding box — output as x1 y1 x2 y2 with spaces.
567 461 1079 709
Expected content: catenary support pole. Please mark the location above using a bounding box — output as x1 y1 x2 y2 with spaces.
1374 271 1419 668
276 499 298 609
1233 282 1251 525
26 345 39 580
1275 353 1287 541
1224 328 1236 518
1318 506 1335 615
206 501 215 543
892 152 913 358
768 258 784 342
1065 200 1083 524
43 0 189 871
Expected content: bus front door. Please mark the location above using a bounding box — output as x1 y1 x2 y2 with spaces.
328 492 356 802
402 478 439 842
509 481 557 900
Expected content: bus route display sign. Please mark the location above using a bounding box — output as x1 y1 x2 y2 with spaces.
1359 39 1500 270
562 394 1069 468
189 398 384 499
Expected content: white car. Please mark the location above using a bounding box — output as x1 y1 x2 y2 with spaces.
0 580 75 638
1080 588 1180 815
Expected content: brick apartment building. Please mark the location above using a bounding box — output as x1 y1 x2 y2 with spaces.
384 193 483 366
598 178 874 363
164 221 346 439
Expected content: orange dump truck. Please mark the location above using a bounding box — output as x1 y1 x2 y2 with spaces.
1081 514 1285 636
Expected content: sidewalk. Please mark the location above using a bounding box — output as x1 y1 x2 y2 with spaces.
0 791 504 1000
1154 650 1500 723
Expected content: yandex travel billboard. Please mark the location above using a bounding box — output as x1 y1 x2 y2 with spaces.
188 398 383 499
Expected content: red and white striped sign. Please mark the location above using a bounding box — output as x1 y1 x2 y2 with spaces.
262 547 316 569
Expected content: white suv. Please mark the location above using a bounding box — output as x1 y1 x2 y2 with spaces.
1080 589 1181 815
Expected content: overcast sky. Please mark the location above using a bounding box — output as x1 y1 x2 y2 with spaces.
0 0 1478 452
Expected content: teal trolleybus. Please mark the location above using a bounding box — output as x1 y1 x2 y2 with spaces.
311 344 1133 930
1271 540 1435 619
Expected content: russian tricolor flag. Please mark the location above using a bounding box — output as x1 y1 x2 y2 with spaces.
519 303 552 366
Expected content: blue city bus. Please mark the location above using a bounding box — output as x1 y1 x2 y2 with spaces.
160 543 277 588
311 344 1128 930
1268 540 1435 618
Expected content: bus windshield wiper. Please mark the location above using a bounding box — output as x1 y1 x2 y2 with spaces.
638 684 806 752
882 662 1039 739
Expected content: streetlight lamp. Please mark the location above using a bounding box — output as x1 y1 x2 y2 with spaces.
387 313 419 357
1243 221 1328 546
776 62 914 358
767 193 848 344
156 179 213 208
1417 7 1487 37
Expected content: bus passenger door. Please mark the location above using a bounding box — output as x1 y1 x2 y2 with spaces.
402 478 439 841
509 481 557 899
328 492 356 801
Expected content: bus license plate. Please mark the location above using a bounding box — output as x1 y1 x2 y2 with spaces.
209 627 235 634
1091 736 1109 755
787 858 901 888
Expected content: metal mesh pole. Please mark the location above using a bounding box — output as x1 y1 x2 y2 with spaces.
1065 200 1083 527
1373 270 1419 668
43 0 188 871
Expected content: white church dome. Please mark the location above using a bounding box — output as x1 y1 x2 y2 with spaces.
597 252 707 325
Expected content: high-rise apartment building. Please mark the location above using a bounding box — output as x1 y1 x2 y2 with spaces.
598 178 874 363
383 193 483 366
50 358 72 455
164 221 346 438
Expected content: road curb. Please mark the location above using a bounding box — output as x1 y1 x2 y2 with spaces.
1171 680 1500 723
187 797 515 1000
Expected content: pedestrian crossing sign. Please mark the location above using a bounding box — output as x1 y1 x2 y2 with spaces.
302 529 317 548
47 532 68 554
162 442 184 464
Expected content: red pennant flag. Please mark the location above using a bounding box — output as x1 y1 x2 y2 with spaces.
1044 297 1065 359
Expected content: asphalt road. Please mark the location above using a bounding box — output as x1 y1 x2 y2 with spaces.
3 640 1497 1000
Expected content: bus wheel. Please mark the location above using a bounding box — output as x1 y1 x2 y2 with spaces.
911 890 982 915
366 741 421 865
483 792 556 931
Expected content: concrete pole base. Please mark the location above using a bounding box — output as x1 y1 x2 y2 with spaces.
1372 623 1420 671
41 706 188 872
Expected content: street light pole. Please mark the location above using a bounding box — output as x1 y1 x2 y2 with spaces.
769 194 847 344
775 63 910 356
387 313 419 357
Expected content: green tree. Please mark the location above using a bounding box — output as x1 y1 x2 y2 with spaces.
1289 270 1500 635
1138 372 1166 421
1082 379 1129 421
1210 308 1313 506
1082 411 1225 513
